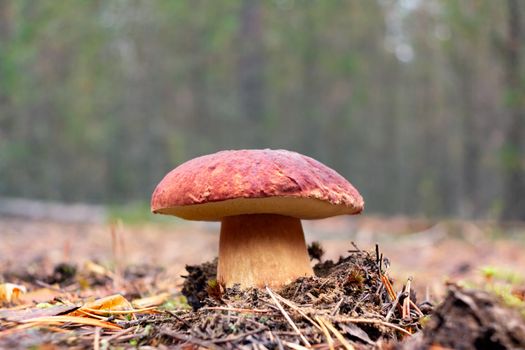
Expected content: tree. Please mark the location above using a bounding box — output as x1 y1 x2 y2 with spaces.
502 0 525 220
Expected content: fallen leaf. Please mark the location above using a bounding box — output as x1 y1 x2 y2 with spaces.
71 294 133 316
132 292 170 309
0 283 27 304
21 315 121 330
0 304 78 322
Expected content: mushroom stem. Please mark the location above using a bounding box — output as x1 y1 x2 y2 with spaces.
218 214 314 288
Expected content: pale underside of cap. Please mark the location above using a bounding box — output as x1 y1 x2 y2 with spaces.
155 196 359 221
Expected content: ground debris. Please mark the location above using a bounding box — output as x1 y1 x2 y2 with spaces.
400 285 525 350
173 245 428 349
2 242 523 349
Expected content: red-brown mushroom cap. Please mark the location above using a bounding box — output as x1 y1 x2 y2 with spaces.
151 149 364 221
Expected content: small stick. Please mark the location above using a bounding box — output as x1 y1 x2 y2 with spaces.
375 244 380 270
266 287 311 348
270 289 322 332
212 326 268 344
331 297 344 316
409 300 424 318
161 329 213 348
385 291 402 322
281 341 310 350
102 326 137 343
110 220 124 291
380 274 397 301
93 327 101 350
202 306 271 314
337 316 412 336
402 277 412 320
315 316 335 350
320 317 356 350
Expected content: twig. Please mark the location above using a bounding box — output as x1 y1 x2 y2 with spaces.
330 297 344 316
350 241 362 253
165 310 192 328
319 317 356 350
93 327 101 350
380 274 397 301
102 326 137 343
161 329 213 348
266 286 311 348
212 326 268 344
409 300 424 318
281 341 310 350
375 244 381 271
385 292 402 322
202 306 271 314
270 291 322 332
337 316 412 336
315 316 335 350
402 277 412 320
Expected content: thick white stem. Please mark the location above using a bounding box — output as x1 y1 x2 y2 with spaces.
217 214 314 288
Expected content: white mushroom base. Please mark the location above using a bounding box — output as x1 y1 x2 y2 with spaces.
218 214 314 288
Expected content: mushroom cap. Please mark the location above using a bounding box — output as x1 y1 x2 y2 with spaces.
151 149 364 221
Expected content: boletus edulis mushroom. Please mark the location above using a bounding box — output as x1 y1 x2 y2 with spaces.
151 149 364 289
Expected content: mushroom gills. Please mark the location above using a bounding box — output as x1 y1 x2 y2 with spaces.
218 214 314 288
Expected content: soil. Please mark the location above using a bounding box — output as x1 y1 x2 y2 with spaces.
401 286 525 350
177 244 426 347
1 217 525 349
175 246 525 349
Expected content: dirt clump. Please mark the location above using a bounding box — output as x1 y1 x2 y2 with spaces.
175 245 428 348
401 285 525 350
181 258 218 310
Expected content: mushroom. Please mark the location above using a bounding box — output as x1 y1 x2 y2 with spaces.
151 149 364 288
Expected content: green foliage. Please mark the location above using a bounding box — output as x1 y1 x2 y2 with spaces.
160 295 191 311
479 266 525 318
107 202 177 224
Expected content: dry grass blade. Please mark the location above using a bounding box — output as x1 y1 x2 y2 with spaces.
82 306 157 315
266 286 311 348
21 315 121 330
385 292 402 322
315 316 335 350
202 306 271 314
76 309 112 320
94 327 101 350
381 274 397 302
318 317 355 350
409 299 424 317
271 291 322 332
338 317 412 336
102 326 138 343
281 341 311 350
402 277 412 320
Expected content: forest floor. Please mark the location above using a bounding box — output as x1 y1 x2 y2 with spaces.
1 216 524 349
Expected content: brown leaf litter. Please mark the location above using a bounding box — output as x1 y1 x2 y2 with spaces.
1 243 524 349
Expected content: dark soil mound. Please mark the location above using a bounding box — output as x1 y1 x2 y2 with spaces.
402 286 525 350
173 245 429 348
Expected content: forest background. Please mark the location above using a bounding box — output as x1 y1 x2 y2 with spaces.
1 0 524 221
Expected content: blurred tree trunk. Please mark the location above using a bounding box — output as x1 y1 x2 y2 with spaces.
459 64 481 217
189 17 210 154
238 0 265 146
502 0 525 221
0 0 12 128
300 3 320 157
